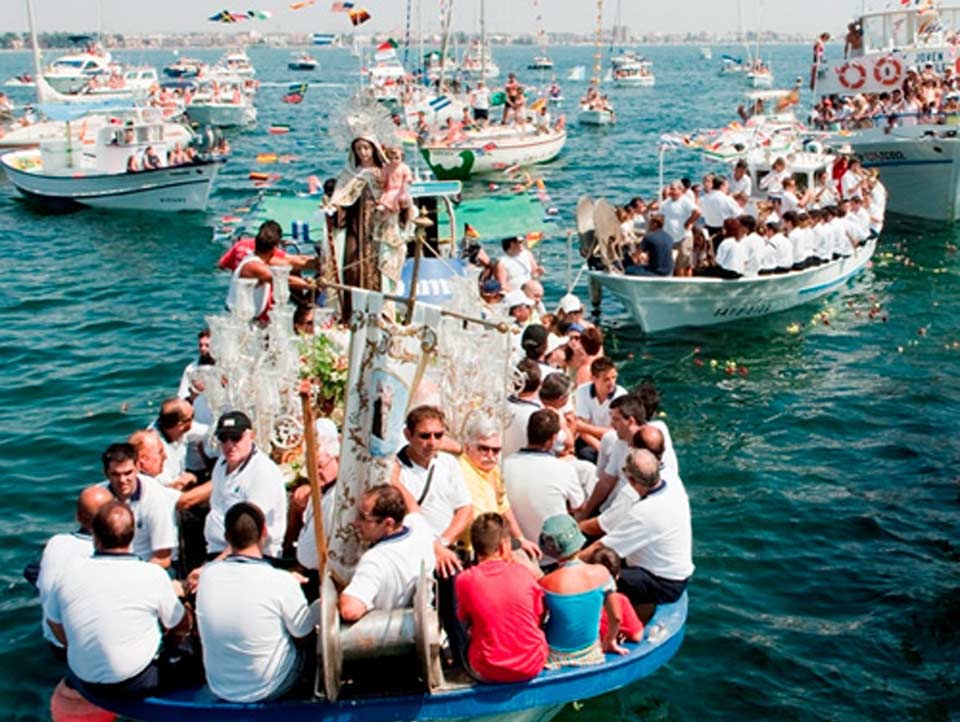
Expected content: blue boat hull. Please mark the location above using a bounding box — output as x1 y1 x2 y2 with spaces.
77 595 686 722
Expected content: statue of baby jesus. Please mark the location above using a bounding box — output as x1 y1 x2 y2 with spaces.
377 145 414 223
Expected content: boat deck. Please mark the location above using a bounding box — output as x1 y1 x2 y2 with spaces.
77 595 686 722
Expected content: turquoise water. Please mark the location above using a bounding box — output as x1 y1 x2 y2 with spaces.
1 44 959 721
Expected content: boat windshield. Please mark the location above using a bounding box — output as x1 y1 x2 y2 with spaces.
52 59 86 70
859 6 960 52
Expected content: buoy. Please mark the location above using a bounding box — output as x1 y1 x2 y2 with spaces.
50 679 116 722
256 152 278 163
269 124 290 135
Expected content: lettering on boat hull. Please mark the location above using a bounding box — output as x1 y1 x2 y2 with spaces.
713 303 773 318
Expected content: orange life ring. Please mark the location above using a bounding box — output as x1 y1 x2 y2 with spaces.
837 62 867 90
873 56 903 86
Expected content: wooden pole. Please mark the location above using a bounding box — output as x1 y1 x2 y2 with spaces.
404 230 424 325
299 379 328 582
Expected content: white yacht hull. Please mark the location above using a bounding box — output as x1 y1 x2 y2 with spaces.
186 103 256 128
578 108 614 125
420 129 566 180
1 151 220 212
845 128 960 221
589 239 876 333
746 72 773 88
614 75 655 87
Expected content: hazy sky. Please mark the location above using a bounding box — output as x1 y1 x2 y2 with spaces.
6 1 866 37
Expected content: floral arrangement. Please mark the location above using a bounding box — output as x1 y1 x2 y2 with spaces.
299 332 349 420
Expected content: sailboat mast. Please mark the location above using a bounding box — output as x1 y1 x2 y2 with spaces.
591 0 603 85
480 0 486 81
25 0 43 85
438 0 455 89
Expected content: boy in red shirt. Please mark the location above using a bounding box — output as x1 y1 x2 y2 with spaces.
589 547 644 642
455 513 548 683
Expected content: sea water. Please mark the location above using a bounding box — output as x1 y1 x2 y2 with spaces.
0 44 957 722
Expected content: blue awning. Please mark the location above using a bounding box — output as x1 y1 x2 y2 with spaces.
35 101 134 122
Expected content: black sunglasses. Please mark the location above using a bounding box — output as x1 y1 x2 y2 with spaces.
417 431 444 440
217 430 245 443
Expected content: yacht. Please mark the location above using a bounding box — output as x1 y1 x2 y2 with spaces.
43 43 112 94
611 52 655 87
460 40 500 80
818 3 960 220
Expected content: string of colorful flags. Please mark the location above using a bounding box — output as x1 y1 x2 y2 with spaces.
208 1 372 26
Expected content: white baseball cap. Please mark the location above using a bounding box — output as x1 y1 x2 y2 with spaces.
559 293 584 313
504 290 533 309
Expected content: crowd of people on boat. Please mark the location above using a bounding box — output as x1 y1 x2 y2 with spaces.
33 210 693 706
813 62 960 131
579 86 615 119
590 152 885 279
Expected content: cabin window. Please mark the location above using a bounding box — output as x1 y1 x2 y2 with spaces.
791 172 810 193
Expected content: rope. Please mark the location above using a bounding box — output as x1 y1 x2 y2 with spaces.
403 0 413 69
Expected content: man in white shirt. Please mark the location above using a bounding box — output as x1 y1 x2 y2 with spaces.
392 406 472 579
339 484 437 621
840 157 863 199
728 160 753 198
197 502 319 703
578 395 646 519
865 175 886 235
848 195 872 235
660 181 700 246
202 411 288 559
46 501 191 696
99 443 178 568
503 359 543 458
176 328 214 400
580 449 693 608
739 215 765 276
810 210 834 262
503 409 585 566
152 397 209 490
699 176 741 237
470 80 491 124
573 356 627 461
37 485 113 657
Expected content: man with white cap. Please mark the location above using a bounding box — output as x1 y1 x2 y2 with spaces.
504 290 534 341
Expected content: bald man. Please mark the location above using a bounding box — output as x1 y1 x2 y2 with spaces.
37 485 114 658
580 449 693 612
46 502 191 696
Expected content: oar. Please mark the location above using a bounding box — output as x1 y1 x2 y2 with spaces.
299 379 328 583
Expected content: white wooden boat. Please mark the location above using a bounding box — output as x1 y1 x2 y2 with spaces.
43 45 112 93
460 40 500 80
527 55 554 70
577 107 614 126
212 50 256 78
163 58 207 78
589 240 876 333
1 113 219 212
420 127 566 180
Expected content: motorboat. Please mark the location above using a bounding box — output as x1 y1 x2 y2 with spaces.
745 62 774 89
163 57 208 79
4 73 35 88
213 50 256 78
527 55 554 70
186 79 257 128
81 66 160 99
817 3 960 220
460 40 500 80
719 55 747 76
578 106 614 125
611 52 655 87
420 125 567 180
700 47 713 60
0 108 219 212
588 242 876 333
288 51 318 71
42 40 112 93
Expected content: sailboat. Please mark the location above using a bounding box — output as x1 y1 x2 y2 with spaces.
578 0 614 125
527 0 554 70
460 0 499 80
608 0 655 87
742 1 774 88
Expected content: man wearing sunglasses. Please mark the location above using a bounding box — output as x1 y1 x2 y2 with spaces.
202 411 287 561
392 406 472 579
